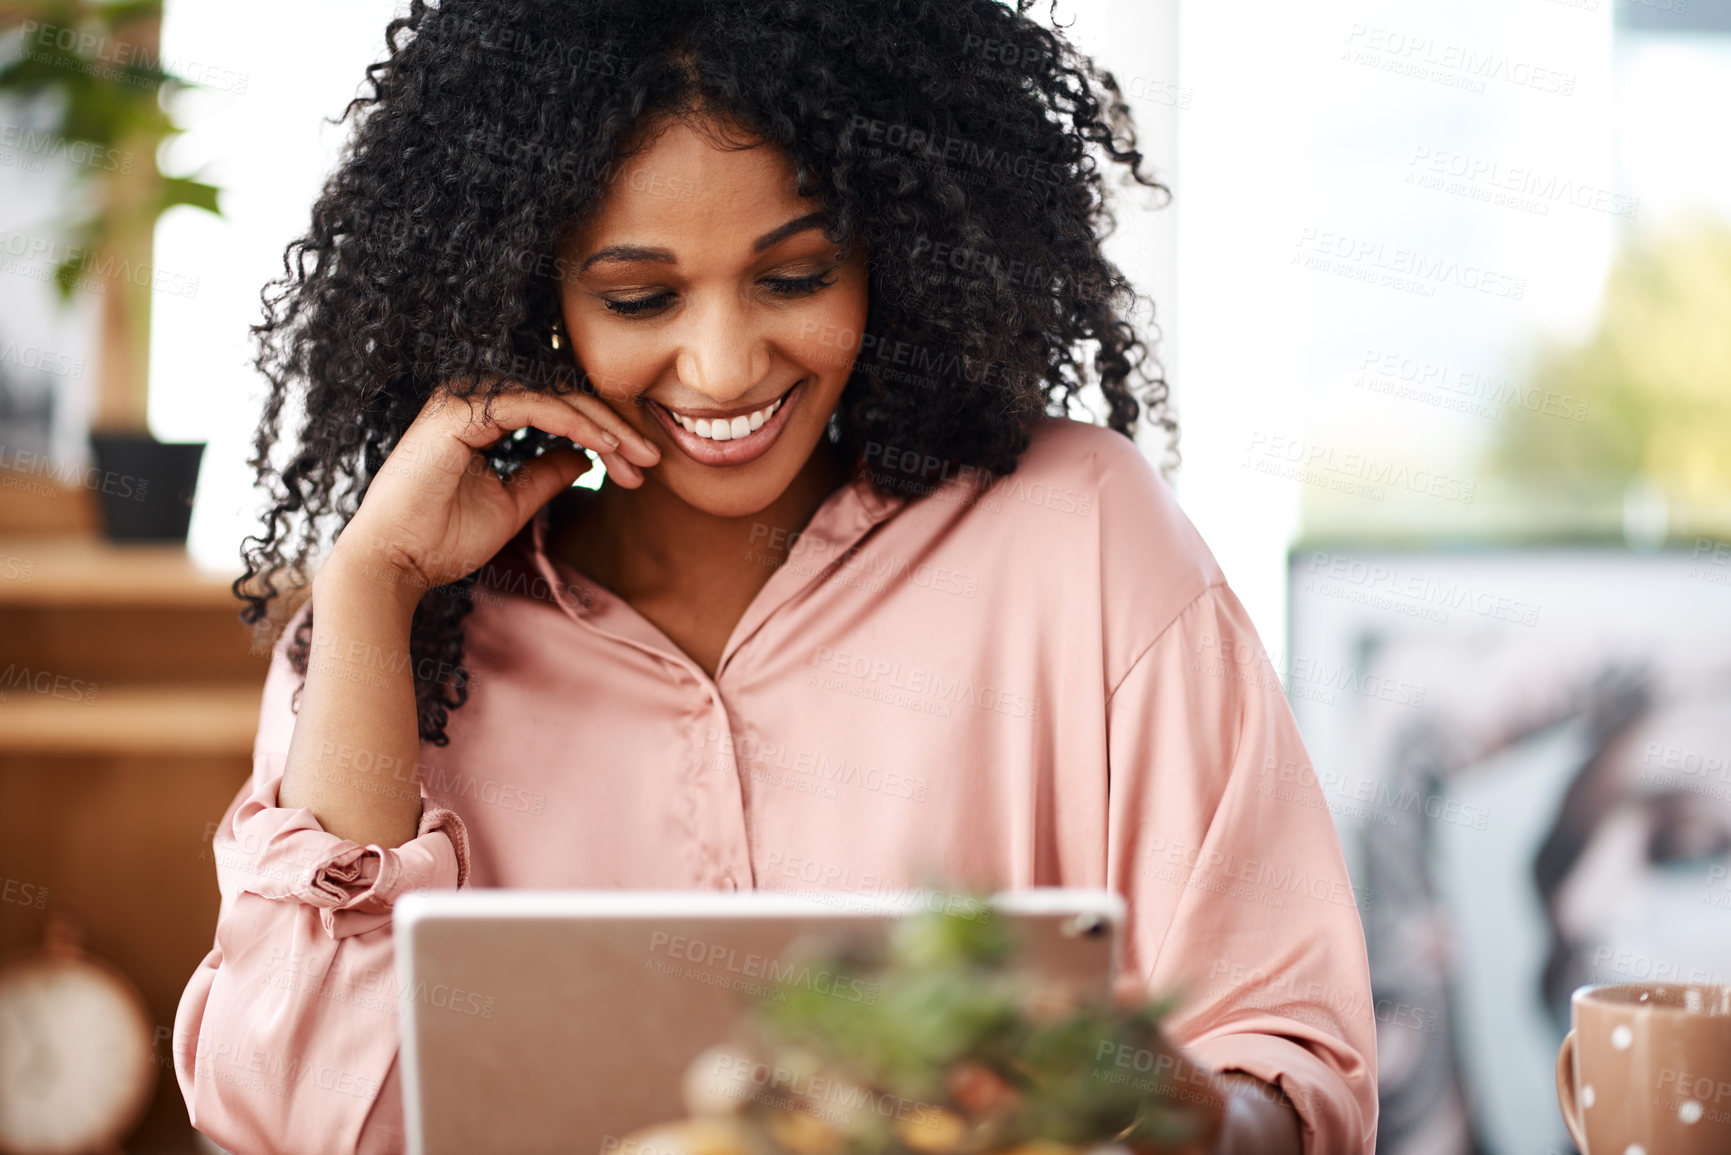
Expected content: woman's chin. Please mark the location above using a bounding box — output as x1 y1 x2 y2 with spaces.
642 464 807 523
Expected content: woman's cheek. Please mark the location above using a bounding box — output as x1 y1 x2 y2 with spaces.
569 327 661 411
791 284 870 375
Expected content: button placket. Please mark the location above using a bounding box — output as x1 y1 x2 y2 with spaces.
681 665 754 891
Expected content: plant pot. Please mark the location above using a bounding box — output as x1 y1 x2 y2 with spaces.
87 433 205 543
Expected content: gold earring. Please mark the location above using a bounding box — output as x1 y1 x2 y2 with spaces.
550 320 564 351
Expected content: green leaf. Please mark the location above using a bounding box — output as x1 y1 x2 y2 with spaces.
155 174 222 217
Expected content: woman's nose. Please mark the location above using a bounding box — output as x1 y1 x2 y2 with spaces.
674 297 772 404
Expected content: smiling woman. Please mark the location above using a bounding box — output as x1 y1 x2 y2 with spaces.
557 117 869 491
170 3 1376 1153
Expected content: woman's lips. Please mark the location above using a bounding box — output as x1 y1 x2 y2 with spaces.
647 380 805 467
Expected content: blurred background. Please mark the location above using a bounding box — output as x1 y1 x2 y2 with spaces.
0 0 1727 1151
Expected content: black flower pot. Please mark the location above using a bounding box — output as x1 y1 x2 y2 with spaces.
88 433 205 543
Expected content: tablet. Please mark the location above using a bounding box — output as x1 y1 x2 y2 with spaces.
395 888 1124 1155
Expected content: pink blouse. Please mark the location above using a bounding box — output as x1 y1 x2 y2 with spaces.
172 417 1377 1153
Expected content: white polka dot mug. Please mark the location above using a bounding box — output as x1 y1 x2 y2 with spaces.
1556 983 1731 1155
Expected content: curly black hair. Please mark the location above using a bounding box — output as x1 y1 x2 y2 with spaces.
240 0 1174 745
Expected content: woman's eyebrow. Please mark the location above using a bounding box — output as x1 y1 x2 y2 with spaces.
577 212 830 273
578 244 675 273
752 211 827 252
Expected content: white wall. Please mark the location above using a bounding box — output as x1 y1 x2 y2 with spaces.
154 0 404 568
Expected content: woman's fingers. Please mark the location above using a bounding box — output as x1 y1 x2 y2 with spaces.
596 451 645 487
432 388 610 459
557 389 660 467
437 385 660 471
504 446 594 521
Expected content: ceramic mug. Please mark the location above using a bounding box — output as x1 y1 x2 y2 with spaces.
1556 983 1731 1154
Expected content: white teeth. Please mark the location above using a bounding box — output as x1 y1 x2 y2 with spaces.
669 397 783 443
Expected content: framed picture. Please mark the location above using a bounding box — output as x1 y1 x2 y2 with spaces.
1287 545 1731 1155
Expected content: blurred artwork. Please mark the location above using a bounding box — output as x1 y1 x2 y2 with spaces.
0 354 54 460
1286 547 1731 1155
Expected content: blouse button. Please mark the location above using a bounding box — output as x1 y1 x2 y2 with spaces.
721 872 738 891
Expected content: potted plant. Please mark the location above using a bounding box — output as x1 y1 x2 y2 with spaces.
0 0 222 541
630 905 1226 1155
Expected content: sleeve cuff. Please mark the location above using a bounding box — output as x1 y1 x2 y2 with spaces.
292 805 470 938
1184 1032 1373 1155
219 777 474 940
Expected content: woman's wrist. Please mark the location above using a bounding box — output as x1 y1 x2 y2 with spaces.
320 532 428 624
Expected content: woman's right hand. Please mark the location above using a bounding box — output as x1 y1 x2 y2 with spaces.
277 380 657 847
332 380 660 598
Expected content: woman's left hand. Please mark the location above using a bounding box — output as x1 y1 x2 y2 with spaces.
1209 1071 1304 1155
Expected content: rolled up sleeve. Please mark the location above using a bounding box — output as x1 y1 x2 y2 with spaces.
1105 580 1378 1155
173 607 470 1155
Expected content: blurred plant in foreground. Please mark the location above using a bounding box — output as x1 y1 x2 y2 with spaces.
628 905 1223 1155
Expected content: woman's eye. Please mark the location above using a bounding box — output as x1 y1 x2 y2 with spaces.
603 292 674 316
764 271 837 298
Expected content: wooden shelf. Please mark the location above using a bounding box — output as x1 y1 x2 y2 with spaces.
0 536 243 609
0 683 262 757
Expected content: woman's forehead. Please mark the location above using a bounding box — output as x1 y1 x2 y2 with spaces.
567 120 821 254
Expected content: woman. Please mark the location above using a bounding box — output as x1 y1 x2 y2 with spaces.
173 2 1376 1152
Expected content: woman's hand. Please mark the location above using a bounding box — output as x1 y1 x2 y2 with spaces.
1108 976 1302 1155
277 379 658 849
1211 1071 1303 1155
334 381 660 598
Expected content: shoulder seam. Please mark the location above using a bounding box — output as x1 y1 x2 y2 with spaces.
1104 578 1230 707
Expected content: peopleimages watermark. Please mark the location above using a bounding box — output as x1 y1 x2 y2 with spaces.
0 229 200 299
1197 961 1442 1038
808 644 1042 721
645 929 878 1004
756 852 996 922
0 336 87 380
794 315 1108 392
1639 739 1730 805
429 6 625 83
1126 74 1194 110
0 123 134 175
1407 146 1638 220
700 727 930 803
1342 23 1577 96
862 440 1095 516
1293 227 1526 302
0 444 150 502
1300 550 1541 628
1586 947 1727 987
1690 538 1731 589
465 123 696 200
295 743 547 816
1353 346 1590 423
17 20 250 95
2 876 49 910
848 114 1069 188
745 521 982 601
262 944 496 1019
677 1050 938 1132
1242 431 1476 506
0 664 100 706
1142 834 1376 912
1192 630 1429 710
1260 754 1492 831
168 1031 382 1104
